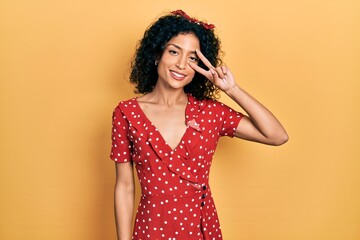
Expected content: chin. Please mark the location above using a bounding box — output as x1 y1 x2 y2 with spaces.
167 77 192 88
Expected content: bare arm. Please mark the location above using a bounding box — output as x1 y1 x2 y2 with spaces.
226 85 288 146
114 161 135 240
189 49 288 146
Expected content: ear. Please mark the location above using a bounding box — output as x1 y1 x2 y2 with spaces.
154 52 162 64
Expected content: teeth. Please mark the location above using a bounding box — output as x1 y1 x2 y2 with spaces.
172 71 185 77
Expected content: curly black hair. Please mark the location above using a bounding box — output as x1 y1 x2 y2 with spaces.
129 12 222 100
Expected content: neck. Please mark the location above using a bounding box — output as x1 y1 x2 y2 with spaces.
149 86 188 108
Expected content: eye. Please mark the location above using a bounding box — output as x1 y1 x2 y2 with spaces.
169 50 178 55
189 56 199 62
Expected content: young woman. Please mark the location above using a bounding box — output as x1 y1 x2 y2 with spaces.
110 10 288 240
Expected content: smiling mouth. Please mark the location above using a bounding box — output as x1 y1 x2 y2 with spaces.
170 70 186 80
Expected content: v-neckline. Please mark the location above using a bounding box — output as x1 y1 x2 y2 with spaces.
134 94 191 152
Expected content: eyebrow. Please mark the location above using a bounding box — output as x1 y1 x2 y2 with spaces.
166 43 197 54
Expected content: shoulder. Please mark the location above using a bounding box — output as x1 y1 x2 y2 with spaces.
117 97 138 107
112 97 138 119
112 97 138 111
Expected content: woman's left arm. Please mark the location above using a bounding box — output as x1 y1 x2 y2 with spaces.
189 49 288 146
225 83 288 146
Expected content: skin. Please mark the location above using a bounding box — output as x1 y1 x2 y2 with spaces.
114 33 288 240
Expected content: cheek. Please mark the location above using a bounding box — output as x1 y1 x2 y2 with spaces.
189 69 196 79
157 63 167 75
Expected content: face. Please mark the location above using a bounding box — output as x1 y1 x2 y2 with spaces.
156 33 200 90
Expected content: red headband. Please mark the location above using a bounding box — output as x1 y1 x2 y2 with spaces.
171 10 215 30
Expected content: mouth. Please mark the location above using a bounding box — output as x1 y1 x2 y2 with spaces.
170 70 186 81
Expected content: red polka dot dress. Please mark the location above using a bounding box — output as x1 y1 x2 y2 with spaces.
110 94 243 240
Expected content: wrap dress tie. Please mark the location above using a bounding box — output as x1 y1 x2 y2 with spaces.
110 94 243 240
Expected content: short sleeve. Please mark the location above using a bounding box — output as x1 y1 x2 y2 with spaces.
216 102 244 137
109 106 132 162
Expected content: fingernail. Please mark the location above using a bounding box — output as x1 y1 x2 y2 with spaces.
210 69 215 75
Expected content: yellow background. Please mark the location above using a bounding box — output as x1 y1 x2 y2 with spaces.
1 0 359 239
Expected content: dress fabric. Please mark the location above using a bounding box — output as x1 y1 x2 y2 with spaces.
110 94 243 240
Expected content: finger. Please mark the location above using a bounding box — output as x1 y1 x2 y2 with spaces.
224 67 233 79
195 49 215 70
221 66 229 75
222 66 230 80
210 67 223 85
188 61 213 80
215 66 225 79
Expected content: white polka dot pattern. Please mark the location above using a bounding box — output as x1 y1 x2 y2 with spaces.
110 94 243 239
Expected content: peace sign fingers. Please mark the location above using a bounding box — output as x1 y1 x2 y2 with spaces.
188 49 222 82
188 49 237 92
187 56 213 81
195 49 214 70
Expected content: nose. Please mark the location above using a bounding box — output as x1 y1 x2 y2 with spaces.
176 55 187 69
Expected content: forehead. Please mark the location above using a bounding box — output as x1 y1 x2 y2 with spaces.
166 33 200 51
